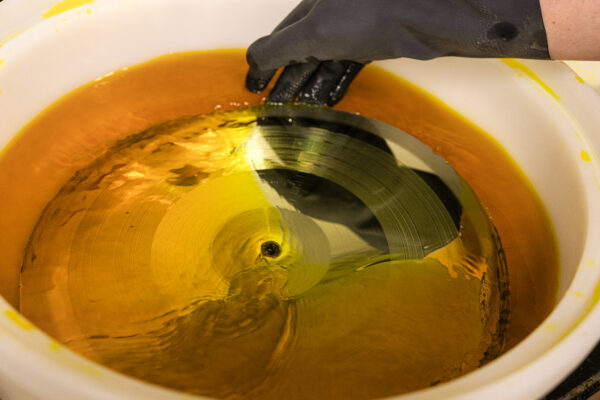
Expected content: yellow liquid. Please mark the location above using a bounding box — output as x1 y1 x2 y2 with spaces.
0 50 559 398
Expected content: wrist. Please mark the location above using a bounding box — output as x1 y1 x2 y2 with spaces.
540 0 600 60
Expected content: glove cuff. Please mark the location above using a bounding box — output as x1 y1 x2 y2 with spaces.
472 0 549 59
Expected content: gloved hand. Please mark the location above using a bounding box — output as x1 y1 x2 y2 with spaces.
246 0 550 105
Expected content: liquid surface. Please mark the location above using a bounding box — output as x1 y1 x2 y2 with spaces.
0 50 558 396
19 106 508 398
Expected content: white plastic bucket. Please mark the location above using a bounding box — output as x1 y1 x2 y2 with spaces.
0 1 599 399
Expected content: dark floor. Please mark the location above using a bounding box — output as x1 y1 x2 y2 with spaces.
544 341 600 400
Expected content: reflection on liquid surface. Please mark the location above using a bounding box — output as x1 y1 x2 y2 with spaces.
20 106 508 399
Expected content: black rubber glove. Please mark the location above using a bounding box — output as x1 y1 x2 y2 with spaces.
245 0 550 105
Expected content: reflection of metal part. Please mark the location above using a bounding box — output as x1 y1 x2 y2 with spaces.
250 105 462 258
261 241 282 258
20 105 510 399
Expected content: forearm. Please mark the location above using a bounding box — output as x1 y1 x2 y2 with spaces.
540 0 600 60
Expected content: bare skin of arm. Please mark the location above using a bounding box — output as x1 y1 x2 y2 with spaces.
541 0 600 60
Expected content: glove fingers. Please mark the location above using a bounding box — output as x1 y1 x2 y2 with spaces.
328 62 365 105
298 61 349 106
245 66 277 93
267 62 320 104
246 0 319 93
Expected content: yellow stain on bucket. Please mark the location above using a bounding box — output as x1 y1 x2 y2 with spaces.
501 59 560 101
543 323 559 333
581 150 591 162
56 354 104 377
504 60 600 191
49 340 62 353
45 341 103 376
591 283 600 310
575 75 585 84
4 309 35 331
560 266 600 342
43 0 94 19
574 291 584 298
